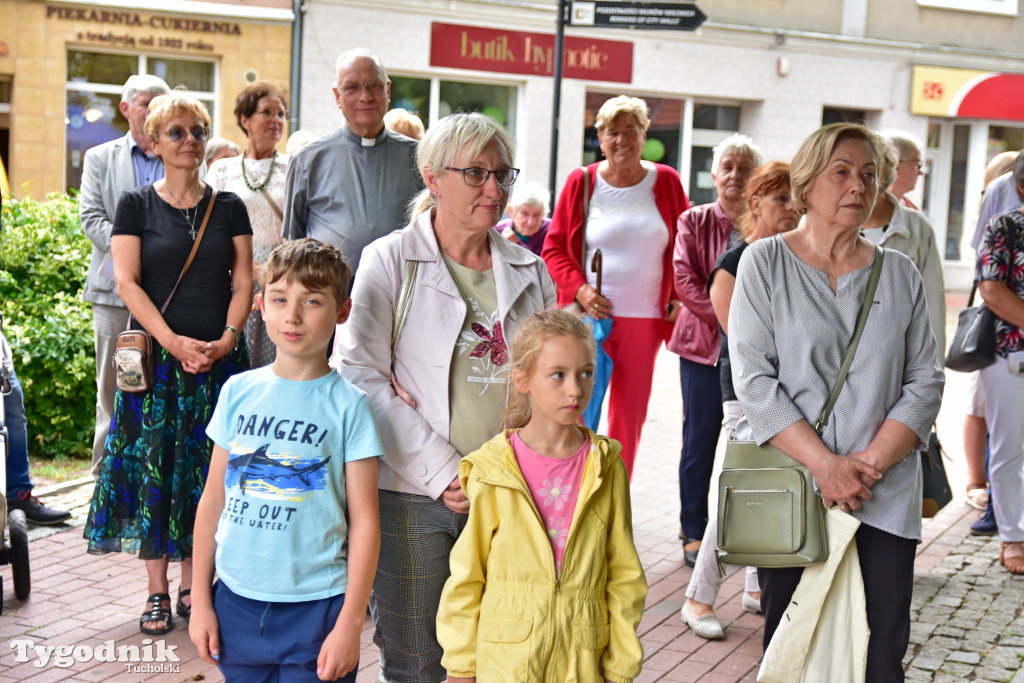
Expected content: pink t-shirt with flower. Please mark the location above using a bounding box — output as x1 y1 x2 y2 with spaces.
511 431 590 574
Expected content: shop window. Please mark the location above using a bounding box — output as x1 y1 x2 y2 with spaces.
64 50 215 191
988 125 1024 162
693 104 740 131
388 75 517 134
68 50 138 86
916 0 1017 16
944 124 970 261
440 81 516 131
822 107 867 125
390 76 430 120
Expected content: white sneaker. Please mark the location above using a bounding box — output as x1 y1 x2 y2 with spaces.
681 600 725 640
742 592 762 614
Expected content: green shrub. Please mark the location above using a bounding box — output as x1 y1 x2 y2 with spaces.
1 189 95 458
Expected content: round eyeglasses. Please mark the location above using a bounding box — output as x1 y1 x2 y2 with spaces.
163 126 209 143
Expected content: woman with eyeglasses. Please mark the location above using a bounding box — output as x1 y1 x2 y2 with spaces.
84 94 253 637
336 112 555 682
208 82 290 368
543 95 689 478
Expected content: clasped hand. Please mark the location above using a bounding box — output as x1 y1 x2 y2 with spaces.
817 452 882 512
169 334 233 374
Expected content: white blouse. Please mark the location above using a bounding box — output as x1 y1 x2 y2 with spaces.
207 153 289 263
584 164 667 319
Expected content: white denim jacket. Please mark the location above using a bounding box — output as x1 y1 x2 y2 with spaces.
335 211 556 499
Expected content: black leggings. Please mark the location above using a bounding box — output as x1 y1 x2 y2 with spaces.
759 523 916 683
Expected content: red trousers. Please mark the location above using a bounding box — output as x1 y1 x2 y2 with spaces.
600 316 664 478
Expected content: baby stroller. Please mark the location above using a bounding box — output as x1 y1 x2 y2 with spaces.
1 317 30 608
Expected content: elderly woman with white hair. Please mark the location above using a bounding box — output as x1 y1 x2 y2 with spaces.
544 95 690 478
671 133 762 566
880 129 925 210
336 112 555 682
495 180 551 255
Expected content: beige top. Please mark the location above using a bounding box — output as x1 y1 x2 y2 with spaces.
442 251 508 457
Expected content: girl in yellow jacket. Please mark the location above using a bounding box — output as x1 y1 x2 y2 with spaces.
437 309 647 683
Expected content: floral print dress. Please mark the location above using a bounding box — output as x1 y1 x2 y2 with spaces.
977 209 1024 355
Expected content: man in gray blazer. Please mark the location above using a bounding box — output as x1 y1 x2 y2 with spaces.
79 74 169 475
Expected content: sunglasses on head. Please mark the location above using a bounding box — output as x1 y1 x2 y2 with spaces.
163 126 209 143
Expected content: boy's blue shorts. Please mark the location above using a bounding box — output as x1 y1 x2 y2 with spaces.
214 580 358 683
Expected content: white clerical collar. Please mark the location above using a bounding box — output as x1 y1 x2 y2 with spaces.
343 123 387 147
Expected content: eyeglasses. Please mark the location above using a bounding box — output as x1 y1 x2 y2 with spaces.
445 166 521 187
254 108 288 120
163 126 209 143
339 81 386 97
900 159 924 172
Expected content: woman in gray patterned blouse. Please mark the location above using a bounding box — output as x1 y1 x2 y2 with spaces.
729 123 944 681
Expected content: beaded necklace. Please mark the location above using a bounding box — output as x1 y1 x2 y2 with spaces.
241 150 277 192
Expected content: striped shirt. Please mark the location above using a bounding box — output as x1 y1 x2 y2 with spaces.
729 235 944 540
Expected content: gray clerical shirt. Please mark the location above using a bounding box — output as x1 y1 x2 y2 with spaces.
282 123 421 273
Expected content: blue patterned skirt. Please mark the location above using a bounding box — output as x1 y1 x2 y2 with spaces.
84 344 249 561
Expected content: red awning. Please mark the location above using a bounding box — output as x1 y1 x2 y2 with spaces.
954 73 1024 121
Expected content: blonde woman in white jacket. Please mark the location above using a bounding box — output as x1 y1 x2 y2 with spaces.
335 112 555 683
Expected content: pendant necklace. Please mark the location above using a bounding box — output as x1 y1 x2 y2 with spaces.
165 183 202 240
241 149 277 192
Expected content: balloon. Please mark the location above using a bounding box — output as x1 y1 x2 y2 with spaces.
481 106 506 126
642 138 666 162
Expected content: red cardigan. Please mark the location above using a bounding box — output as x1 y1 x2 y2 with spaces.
542 162 690 337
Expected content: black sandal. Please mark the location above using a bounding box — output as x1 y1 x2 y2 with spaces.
140 593 173 635
176 588 191 622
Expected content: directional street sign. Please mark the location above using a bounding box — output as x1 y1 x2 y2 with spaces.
570 1 707 31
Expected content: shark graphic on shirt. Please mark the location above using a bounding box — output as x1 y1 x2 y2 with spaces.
225 444 330 495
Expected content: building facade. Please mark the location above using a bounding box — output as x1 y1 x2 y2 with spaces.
0 0 294 195
296 0 1024 285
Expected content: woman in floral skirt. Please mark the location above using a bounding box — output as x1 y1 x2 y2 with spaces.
84 94 253 636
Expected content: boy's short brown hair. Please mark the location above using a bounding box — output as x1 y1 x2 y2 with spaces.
261 238 352 306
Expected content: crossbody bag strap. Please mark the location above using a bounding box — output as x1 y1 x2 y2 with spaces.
159 188 218 315
579 166 591 273
813 245 884 435
259 185 284 222
391 259 418 366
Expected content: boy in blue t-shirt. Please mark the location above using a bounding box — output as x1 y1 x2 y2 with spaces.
190 238 381 682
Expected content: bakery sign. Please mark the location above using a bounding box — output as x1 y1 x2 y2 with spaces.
430 22 633 84
911 65 1024 122
47 5 242 52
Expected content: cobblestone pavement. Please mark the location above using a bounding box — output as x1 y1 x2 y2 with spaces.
3 293 1022 682
905 530 1024 683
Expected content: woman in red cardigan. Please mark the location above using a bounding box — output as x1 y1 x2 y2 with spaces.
542 95 689 476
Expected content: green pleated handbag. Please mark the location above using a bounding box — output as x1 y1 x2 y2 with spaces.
717 246 883 568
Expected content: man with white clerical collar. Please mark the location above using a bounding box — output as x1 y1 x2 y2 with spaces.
282 48 421 274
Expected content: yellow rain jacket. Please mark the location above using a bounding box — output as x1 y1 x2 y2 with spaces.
437 429 647 683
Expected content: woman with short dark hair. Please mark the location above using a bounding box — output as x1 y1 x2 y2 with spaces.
208 81 290 367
